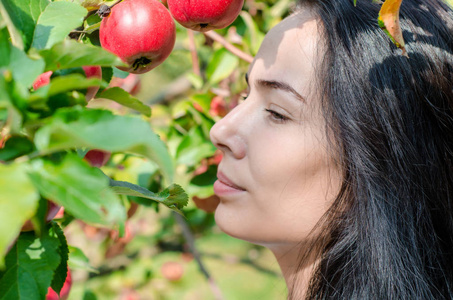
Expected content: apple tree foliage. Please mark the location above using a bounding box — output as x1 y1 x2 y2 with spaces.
0 0 189 298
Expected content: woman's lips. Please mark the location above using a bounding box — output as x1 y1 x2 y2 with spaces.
214 171 246 196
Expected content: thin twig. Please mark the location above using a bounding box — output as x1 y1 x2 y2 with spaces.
187 29 201 77
204 31 254 63
173 212 225 300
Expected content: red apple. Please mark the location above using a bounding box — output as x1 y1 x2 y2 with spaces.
106 222 134 258
167 0 244 32
209 96 228 117
0 134 8 149
160 261 184 281
21 201 61 232
84 149 111 167
192 195 220 213
32 67 102 101
46 269 72 300
33 71 53 90
82 66 102 101
109 74 141 95
192 101 203 112
99 0 176 74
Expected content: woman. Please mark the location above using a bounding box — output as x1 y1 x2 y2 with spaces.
210 0 453 298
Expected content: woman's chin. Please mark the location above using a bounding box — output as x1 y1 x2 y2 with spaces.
214 203 279 247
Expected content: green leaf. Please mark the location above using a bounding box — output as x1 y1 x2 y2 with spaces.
10 46 45 88
49 222 69 295
206 48 239 84
176 126 216 166
84 13 101 34
98 87 151 117
113 67 129 79
0 135 35 161
109 179 188 212
101 66 113 84
0 0 49 51
0 163 40 268
0 227 61 300
48 73 102 96
32 1 87 50
68 246 97 273
38 39 124 71
0 27 11 68
28 154 126 225
34 107 174 182
239 11 264 55
81 0 104 11
186 73 203 90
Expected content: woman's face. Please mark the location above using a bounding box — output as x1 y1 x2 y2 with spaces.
209 9 341 248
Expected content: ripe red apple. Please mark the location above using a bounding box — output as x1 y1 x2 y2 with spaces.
33 71 53 90
0 134 8 149
99 0 176 74
82 66 102 101
21 201 61 232
109 74 141 95
106 222 134 258
32 66 102 101
46 269 72 300
160 261 184 281
167 0 244 32
192 195 220 213
209 96 228 117
84 149 111 167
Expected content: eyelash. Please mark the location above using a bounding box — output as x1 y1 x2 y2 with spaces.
264 109 289 123
241 96 290 124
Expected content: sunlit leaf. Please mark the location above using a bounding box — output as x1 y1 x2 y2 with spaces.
109 179 188 213
176 126 216 166
378 0 407 57
28 154 126 225
98 87 151 117
0 227 61 300
32 1 87 50
9 46 45 88
68 246 97 273
34 107 174 182
0 0 49 51
48 74 102 96
38 39 124 71
239 12 264 55
0 163 40 268
206 48 239 84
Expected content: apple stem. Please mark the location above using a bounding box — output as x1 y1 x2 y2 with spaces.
97 0 123 18
132 57 152 71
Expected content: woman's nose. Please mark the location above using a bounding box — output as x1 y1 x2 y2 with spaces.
210 101 247 160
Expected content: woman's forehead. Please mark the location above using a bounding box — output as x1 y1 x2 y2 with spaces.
248 9 322 89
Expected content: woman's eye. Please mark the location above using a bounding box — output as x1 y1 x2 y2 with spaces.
264 109 289 123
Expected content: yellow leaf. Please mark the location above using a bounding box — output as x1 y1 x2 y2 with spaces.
378 0 408 57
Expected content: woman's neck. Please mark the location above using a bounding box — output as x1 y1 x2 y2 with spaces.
268 243 320 299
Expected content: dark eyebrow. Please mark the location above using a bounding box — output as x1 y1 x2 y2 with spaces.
256 79 305 102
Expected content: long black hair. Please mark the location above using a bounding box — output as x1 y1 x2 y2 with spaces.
292 0 453 298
